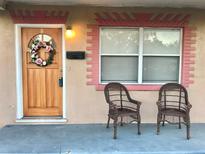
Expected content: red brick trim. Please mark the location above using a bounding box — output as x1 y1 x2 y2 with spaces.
86 24 100 87
182 27 196 87
87 12 196 90
9 9 69 24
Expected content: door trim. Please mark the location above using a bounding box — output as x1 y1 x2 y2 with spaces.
15 24 67 120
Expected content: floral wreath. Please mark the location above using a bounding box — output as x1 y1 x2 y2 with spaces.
28 39 55 67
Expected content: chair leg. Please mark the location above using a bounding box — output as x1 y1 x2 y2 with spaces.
137 114 141 135
120 116 123 126
113 117 118 139
157 113 161 135
186 115 190 140
162 115 165 126
106 116 110 128
179 116 181 129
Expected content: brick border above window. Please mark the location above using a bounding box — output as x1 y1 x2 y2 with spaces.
87 12 196 90
9 9 69 24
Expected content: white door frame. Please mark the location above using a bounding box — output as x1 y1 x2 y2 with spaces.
15 24 67 120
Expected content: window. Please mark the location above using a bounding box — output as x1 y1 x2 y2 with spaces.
100 27 181 84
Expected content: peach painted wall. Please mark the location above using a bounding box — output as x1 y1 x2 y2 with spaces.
0 5 205 126
0 11 16 126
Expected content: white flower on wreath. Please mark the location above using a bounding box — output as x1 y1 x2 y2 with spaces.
31 54 36 58
42 61 47 66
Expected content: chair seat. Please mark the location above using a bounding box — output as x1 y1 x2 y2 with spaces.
118 107 137 114
161 108 186 117
109 107 137 116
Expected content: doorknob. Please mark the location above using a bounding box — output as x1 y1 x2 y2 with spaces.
58 68 63 87
58 77 63 87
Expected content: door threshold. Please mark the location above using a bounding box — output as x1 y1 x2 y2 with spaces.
16 117 67 124
23 116 63 119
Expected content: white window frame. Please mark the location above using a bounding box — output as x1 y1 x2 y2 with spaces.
99 27 182 85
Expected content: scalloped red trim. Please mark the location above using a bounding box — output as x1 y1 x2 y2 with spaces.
9 9 69 24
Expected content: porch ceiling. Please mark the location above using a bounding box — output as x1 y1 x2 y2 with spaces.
4 0 205 9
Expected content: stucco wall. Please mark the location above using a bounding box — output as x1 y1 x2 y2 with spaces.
0 5 205 126
0 11 16 126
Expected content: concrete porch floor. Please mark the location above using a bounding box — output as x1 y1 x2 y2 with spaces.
0 124 205 154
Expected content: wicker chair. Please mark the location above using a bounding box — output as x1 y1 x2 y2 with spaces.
104 82 142 139
156 83 192 139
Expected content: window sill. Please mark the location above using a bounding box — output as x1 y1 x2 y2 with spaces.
95 84 162 91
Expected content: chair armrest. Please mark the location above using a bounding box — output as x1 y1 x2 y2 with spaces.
188 104 192 108
109 102 117 109
156 100 161 106
108 102 119 115
130 99 142 108
186 102 192 111
156 101 163 109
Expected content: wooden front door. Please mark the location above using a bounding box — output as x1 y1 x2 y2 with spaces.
22 28 62 116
